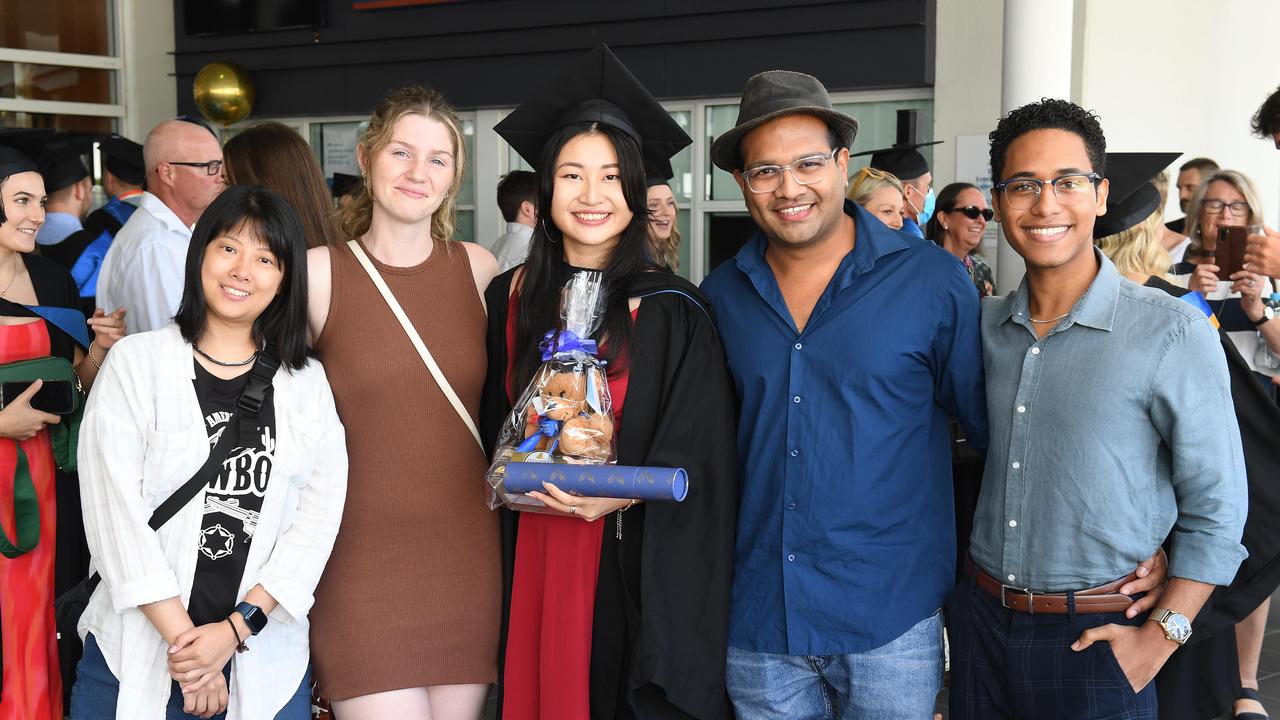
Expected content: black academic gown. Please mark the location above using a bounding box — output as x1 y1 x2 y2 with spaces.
481 267 739 720
1146 277 1280 720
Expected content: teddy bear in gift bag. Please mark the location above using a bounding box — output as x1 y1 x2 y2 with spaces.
486 271 617 512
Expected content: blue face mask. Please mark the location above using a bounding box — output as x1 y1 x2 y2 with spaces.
917 187 937 226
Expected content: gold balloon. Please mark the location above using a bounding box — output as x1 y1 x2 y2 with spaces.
193 62 255 127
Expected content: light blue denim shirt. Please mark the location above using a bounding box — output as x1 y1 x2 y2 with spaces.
970 249 1247 592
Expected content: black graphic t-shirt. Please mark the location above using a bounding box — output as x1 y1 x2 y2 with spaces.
187 360 276 627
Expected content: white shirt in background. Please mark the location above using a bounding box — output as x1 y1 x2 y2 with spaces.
491 222 535 273
96 192 193 334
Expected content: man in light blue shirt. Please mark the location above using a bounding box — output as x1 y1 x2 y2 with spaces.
949 98 1246 719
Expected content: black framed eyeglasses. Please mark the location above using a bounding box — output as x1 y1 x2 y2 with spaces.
993 172 1102 210
166 160 223 176
950 205 994 221
1201 199 1250 217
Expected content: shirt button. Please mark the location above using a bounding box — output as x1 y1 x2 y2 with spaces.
1017 405 1026 413
1008 574 1016 582
1008 520 1018 528
789 449 799 457
787 502 797 510
1031 347 1041 355
1011 461 1021 469
794 343 803 351
788 554 796 562
792 395 802 404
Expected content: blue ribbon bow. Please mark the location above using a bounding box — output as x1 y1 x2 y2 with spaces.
539 329 598 361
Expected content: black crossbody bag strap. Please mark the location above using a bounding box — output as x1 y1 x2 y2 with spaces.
58 345 280 610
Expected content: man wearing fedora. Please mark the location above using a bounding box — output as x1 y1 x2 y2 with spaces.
699 70 988 718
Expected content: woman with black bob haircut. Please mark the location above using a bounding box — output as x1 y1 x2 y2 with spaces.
483 46 739 720
72 185 348 719
173 184 312 370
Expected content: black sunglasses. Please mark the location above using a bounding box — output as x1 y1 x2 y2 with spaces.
950 205 994 221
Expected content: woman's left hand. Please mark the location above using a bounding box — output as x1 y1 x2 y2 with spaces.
87 308 127 352
528 481 636 521
167 621 238 691
1230 270 1267 320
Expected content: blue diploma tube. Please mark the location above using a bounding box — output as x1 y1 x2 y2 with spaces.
503 462 688 502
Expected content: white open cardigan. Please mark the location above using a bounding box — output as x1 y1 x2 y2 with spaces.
77 324 348 719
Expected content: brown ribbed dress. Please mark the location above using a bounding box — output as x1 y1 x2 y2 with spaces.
309 238 500 699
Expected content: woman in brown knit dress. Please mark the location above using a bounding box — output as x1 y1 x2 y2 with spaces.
304 84 501 719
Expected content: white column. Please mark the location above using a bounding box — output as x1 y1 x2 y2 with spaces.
472 108 506 249
995 0 1074 293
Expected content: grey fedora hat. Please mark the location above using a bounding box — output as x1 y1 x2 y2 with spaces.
709 70 859 172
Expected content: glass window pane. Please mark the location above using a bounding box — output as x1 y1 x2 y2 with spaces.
705 104 744 201
0 62 115 104
668 110 692 204
454 209 475 243
837 99 935 176
0 0 113 55
704 211 758 275
0 110 114 133
312 121 363 178
458 118 475 207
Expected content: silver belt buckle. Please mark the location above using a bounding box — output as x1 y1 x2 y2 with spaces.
1000 584 1035 614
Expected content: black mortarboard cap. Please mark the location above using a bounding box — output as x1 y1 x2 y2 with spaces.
494 45 691 172
99 134 145 185
331 173 361 199
851 140 942 181
38 141 91 193
1093 151 1181 239
0 128 45 182
646 156 673 188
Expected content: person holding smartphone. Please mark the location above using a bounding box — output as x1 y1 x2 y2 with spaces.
1173 169 1280 389
71 185 347 719
0 139 126 720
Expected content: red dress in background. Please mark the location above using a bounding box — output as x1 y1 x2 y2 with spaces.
0 319 61 720
502 293 632 720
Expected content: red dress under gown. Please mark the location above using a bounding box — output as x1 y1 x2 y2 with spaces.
0 319 61 720
502 293 632 720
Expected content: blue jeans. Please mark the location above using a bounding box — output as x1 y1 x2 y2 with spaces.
70 634 312 720
726 609 944 720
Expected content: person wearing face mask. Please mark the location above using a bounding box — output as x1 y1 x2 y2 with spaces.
925 182 995 298
852 139 940 238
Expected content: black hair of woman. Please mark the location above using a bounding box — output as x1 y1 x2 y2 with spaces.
511 121 654 392
174 185 311 370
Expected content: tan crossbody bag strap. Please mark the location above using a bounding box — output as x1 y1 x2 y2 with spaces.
346 240 484 450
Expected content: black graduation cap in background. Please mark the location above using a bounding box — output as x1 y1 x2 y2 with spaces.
850 109 941 181
1092 151 1181 239
37 133 93 193
494 45 691 173
99 134 145 186
0 128 46 181
331 173 361 199
646 156 673 188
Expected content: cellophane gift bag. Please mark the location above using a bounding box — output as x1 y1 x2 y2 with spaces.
486 271 616 512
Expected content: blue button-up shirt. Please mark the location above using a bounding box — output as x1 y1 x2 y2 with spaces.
37 211 82 247
971 250 1247 591
701 201 987 655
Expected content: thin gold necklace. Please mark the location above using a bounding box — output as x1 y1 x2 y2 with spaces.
1028 312 1069 324
0 256 22 299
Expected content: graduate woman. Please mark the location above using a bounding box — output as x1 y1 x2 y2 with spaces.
482 46 738 720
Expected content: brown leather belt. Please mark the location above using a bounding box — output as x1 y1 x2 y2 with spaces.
967 559 1137 614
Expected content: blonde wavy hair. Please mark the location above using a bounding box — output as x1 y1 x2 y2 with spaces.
1184 169 1266 255
846 166 904 204
1096 207 1171 280
338 84 467 243
649 223 681 272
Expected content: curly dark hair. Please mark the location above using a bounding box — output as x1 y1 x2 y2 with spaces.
989 98 1106 183
1251 85 1280 139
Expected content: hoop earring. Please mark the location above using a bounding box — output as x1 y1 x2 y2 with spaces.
541 218 560 244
